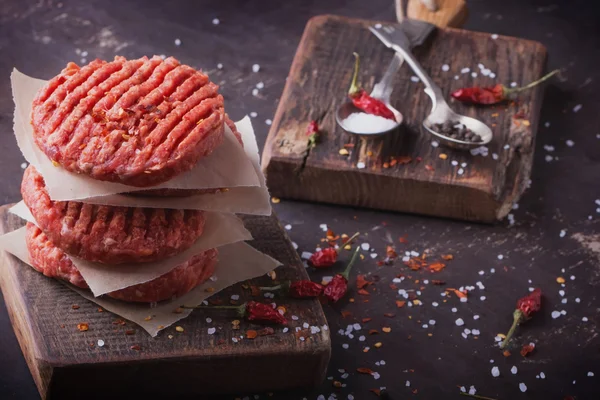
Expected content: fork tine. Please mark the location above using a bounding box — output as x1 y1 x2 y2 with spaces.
369 26 393 49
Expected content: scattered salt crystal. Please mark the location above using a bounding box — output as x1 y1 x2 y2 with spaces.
573 104 582 113
455 318 465 326
319 224 328 231
560 229 566 237
292 315 299 321
301 251 312 260
510 82 518 88
588 372 595 377
353 323 362 331
80 58 87 64
342 343 349 349
206 317 212 323
490 73 496 78
208 327 216 335
422 324 428 329
561 310 567 315
519 383 527 392
432 302 439 307
460 387 466 393
256 82 265 89
283 327 289 333
451 160 459 166
174 38 181 46
431 141 439 148
472 329 480 335
361 243 370 251
252 64 260 73
478 270 485 275
540 372 546 379
570 275 575 280
374 23 382 28
20 162 27 169
545 155 553 162
491 34 499 39
230 294 239 300
212 18 220 25
250 112 258 118
359 335 366 342
480 296 486 301
473 315 480 320
511 366 518 374
561 299 568 304
492 153 499 160
491 367 500 377
461 67 470 74
460 297 468 303
342 112 398 134
469 386 476 395
410 76 419 82
265 119 272 125
454 75 459 80
582 317 589 322
406 380 411 386
575 298 581 303
370 253 377 259
252 88 259 96
357 162 366 169
372 372 380 380
471 72 478 78
551 311 561 319
217 63 223 69
566 139 575 147
441 64 450 71
429 320 436 326
497 254 504 260
458 168 464 175
97 339 105 347
410 251 419 257
464 328 471 335
559 290 565 297
452 307 457 313
545 122 550 127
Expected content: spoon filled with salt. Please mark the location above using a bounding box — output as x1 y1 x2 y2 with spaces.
336 53 404 137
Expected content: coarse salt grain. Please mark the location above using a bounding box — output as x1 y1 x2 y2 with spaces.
212 18 220 25
431 141 439 148
491 366 500 377
284 224 292 230
265 119 272 125
455 318 464 326
573 104 582 113
361 243 370 251
208 327 216 335
519 383 527 392
566 139 575 147
21 162 27 169
342 343 349 349
491 34 499 39
252 64 260 72
473 315 480 320
357 162 366 169
588 372 595 377
461 67 470 74
560 229 566 237
341 112 397 134
97 339 105 347
551 311 561 319
410 76 419 82
217 63 223 69
442 64 450 71
300 251 312 259
511 366 518 374
174 38 181 46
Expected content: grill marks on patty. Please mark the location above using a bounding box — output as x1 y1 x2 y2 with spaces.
31 56 225 186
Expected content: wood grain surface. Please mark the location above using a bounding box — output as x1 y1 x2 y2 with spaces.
0 205 330 400
262 15 547 222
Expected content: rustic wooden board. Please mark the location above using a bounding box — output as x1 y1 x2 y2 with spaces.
0 205 330 400
262 15 548 223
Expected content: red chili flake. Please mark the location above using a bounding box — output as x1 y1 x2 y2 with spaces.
246 330 258 339
396 300 406 308
309 247 338 268
385 246 397 259
250 285 261 297
501 289 542 349
326 228 340 242
347 53 396 120
369 329 379 335
520 343 535 357
441 254 454 260
447 288 467 299
130 345 141 351
429 262 446 272
125 329 135 335
97 307 104 312
356 274 370 290
341 310 352 319
357 367 374 374
362 318 372 323
451 70 559 105
71 304 80 310
397 156 412 165
431 280 446 285
357 289 370 296
384 313 395 318
425 165 435 171
370 388 382 396
323 246 361 302
389 284 398 290
377 260 385 266
503 350 511 357
77 323 89 332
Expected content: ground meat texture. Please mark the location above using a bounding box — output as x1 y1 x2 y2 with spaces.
21 165 205 264
25 223 218 303
31 56 226 187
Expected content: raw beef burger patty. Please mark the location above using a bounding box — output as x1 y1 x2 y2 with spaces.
25 223 218 303
21 165 205 264
31 55 226 187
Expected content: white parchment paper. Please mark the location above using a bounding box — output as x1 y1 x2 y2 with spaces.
0 227 281 337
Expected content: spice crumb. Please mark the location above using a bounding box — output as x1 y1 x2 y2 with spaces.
175 326 184 332
77 323 89 332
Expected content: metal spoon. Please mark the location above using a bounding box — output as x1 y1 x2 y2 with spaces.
336 53 404 137
369 24 493 149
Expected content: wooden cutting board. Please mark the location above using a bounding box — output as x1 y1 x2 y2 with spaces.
0 205 330 399
262 15 548 222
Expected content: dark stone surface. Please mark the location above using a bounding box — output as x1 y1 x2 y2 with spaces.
0 0 598 399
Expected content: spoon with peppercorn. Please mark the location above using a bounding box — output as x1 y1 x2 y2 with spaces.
369 24 493 149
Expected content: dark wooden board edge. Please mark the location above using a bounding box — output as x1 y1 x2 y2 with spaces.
0 204 331 399
261 14 548 223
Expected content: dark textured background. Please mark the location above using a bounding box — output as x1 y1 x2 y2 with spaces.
0 0 598 399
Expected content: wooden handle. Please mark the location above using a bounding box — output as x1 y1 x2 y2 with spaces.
396 0 468 28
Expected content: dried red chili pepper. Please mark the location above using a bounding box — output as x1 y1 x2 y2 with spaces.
182 301 287 325
310 232 360 268
348 53 396 120
260 280 324 298
323 246 361 302
500 288 542 349
309 247 338 268
451 70 559 105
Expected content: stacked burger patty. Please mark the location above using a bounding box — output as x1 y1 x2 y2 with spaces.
21 56 238 303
